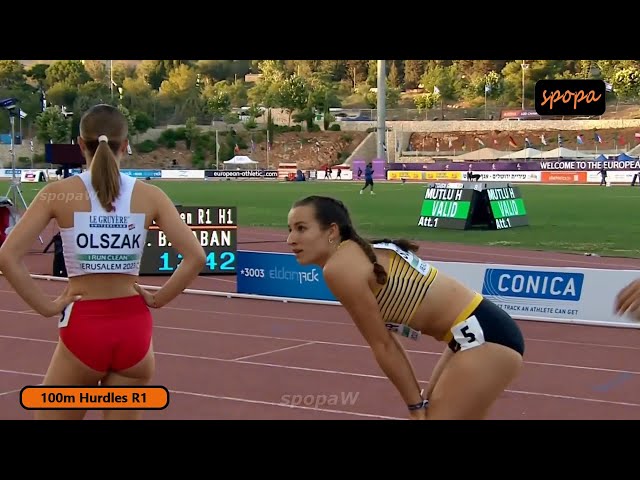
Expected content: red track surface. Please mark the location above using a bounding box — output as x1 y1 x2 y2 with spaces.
1 224 639 420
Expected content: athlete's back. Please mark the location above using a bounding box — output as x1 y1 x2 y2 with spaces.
51 170 158 300
0 103 205 316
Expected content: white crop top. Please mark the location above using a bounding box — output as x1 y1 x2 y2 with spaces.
59 171 148 277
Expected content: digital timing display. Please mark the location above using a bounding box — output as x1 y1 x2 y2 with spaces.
417 185 474 229
139 206 237 275
415 182 529 231
486 187 529 229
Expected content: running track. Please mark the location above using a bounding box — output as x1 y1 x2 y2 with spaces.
1 224 639 420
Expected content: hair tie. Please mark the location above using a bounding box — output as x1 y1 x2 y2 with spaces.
98 135 109 143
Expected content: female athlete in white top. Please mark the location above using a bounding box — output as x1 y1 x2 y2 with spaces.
0 104 206 420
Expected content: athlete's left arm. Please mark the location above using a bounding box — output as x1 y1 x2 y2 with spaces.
0 183 69 316
324 261 424 408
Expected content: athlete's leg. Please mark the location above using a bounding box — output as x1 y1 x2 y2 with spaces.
425 342 523 420
101 342 155 420
424 346 454 400
36 341 106 420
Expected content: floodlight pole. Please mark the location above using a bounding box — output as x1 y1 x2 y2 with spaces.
4 106 43 244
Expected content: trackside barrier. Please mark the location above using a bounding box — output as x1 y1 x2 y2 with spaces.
237 250 337 301
386 170 541 182
5 252 640 329
3 168 636 184
235 250 640 329
7 273 341 307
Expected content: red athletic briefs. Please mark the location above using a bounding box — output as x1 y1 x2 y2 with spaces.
58 295 152 372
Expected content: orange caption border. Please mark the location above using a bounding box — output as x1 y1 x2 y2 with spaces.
19 385 170 410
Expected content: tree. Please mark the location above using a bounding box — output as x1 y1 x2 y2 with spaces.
158 64 201 120
414 92 439 118
0 60 26 89
278 76 309 125
45 60 91 88
612 67 640 101
345 60 369 90
35 106 72 144
388 61 401 88
202 84 232 120
403 60 426 90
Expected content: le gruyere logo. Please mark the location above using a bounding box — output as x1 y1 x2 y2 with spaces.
535 79 606 116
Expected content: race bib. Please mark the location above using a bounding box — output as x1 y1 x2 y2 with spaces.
59 302 75 328
73 212 147 274
373 242 431 276
385 322 421 341
451 315 485 351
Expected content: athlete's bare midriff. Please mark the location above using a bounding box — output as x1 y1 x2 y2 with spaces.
410 274 478 340
66 274 140 301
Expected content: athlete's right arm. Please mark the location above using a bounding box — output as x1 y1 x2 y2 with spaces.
324 258 424 409
146 186 206 307
0 183 79 316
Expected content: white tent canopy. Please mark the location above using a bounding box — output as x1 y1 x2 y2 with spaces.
499 147 542 159
452 147 505 161
538 147 591 158
223 155 258 169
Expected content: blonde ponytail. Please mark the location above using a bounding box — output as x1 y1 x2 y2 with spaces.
90 136 120 212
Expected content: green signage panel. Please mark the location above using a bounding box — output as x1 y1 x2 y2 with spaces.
416 182 529 230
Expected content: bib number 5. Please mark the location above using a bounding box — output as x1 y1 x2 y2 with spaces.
451 315 485 351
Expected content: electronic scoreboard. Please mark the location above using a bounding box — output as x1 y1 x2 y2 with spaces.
418 182 475 230
417 182 528 230
139 206 237 275
485 185 529 229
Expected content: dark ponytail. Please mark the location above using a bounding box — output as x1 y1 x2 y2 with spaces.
349 231 388 285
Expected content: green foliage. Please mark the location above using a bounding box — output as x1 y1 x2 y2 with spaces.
273 124 302 133
191 147 205 168
136 139 157 153
5 59 640 147
223 112 240 124
244 117 258 129
133 111 154 135
184 116 199 149
159 127 187 143
337 151 350 161
34 106 72 144
365 83 401 108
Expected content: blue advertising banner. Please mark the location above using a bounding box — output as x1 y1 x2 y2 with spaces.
121 169 162 178
236 250 337 301
481 268 584 302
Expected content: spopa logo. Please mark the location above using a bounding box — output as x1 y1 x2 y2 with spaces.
535 79 606 116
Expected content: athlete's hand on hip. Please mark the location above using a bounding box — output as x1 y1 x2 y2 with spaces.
615 279 640 320
41 287 82 317
134 282 158 308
